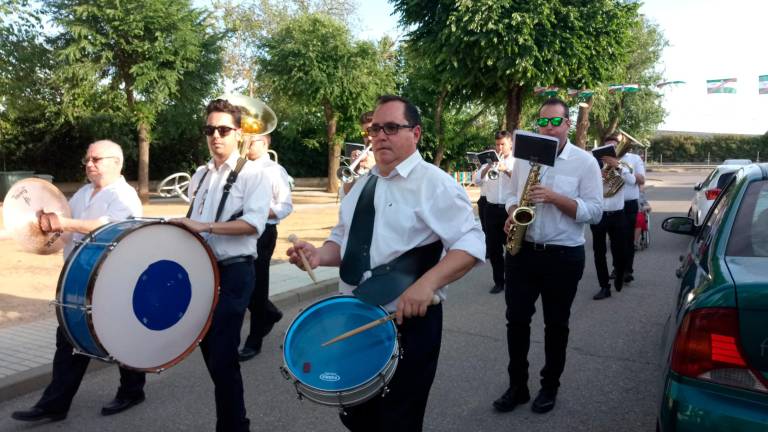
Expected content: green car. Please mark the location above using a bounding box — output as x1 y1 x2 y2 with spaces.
659 163 768 431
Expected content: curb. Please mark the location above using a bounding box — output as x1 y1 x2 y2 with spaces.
0 278 339 405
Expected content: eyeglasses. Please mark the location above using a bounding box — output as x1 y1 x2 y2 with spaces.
81 156 118 165
536 117 565 127
203 125 237 137
366 123 415 137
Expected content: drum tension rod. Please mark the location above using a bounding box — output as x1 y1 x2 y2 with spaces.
72 349 112 362
49 300 92 311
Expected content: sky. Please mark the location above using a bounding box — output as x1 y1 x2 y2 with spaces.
356 0 768 135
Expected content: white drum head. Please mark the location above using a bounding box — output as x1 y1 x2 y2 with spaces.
90 223 217 370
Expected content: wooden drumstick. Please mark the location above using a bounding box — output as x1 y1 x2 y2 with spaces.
287 234 318 285
321 294 441 347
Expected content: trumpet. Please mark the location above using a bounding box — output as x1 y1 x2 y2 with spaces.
487 163 500 180
336 144 372 183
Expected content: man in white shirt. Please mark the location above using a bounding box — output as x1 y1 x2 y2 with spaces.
618 143 646 283
238 133 293 361
591 134 636 300
287 95 485 431
339 111 376 200
498 98 602 415
12 140 146 423
475 130 515 294
173 98 272 432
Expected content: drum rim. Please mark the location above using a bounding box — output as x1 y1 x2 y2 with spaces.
56 219 221 372
281 295 399 394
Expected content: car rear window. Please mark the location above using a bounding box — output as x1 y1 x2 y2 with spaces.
716 172 737 189
727 180 768 257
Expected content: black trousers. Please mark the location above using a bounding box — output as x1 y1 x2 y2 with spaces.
244 224 281 350
35 326 145 413
484 203 508 286
200 258 255 432
622 199 639 274
340 304 443 432
504 244 585 390
590 211 626 289
477 195 488 234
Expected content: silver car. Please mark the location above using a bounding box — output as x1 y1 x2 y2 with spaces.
688 164 743 225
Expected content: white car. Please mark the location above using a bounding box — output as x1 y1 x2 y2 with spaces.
688 164 743 225
722 159 752 165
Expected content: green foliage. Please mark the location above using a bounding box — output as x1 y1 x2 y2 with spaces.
649 133 768 163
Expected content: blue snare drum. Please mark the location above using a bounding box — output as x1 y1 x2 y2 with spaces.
281 296 399 407
56 219 219 372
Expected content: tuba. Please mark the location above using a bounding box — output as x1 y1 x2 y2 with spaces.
219 94 278 156
602 137 632 198
505 163 542 256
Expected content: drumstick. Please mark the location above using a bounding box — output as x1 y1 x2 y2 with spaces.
287 234 318 285
321 295 441 347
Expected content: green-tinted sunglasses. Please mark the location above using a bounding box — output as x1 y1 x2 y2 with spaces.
536 117 565 127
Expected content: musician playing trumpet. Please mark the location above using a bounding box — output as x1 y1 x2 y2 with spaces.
496 98 602 415
340 111 377 199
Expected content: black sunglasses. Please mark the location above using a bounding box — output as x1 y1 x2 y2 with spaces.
203 125 237 137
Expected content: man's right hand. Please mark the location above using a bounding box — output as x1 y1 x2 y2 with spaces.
287 240 320 270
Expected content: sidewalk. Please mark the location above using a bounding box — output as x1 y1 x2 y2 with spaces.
0 263 340 404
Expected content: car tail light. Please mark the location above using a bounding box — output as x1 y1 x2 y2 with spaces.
705 188 721 200
670 308 768 393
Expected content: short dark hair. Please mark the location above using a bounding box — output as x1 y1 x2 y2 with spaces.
604 132 622 143
495 130 512 140
205 99 241 128
538 97 570 118
376 94 422 127
359 111 374 125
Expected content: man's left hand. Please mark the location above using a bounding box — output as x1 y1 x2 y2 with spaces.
170 217 208 234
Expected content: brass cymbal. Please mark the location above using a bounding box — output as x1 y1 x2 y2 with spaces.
2 178 72 255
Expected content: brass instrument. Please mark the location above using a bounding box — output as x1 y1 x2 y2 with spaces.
336 144 372 183
487 162 500 180
602 136 632 198
219 94 278 156
505 163 542 256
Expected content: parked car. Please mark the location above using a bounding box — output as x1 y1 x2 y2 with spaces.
689 164 743 225
658 163 768 432
723 159 753 166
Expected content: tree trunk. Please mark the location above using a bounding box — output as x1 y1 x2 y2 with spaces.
137 121 150 203
432 88 448 167
323 101 340 194
574 96 593 149
504 82 524 132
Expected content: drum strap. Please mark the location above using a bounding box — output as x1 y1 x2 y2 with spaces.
352 240 444 306
185 158 247 222
339 174 378 286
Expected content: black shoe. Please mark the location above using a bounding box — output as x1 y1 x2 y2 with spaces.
492 386 530 412
489 284 504 294
614 280 623 292
11 407 67 422
623 273 634 283
238 346 261 362
262 310 283 337
100 395 145 416
531 388 557 414
593 287 611 300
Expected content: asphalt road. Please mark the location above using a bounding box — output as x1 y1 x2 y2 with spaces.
0 170 703 432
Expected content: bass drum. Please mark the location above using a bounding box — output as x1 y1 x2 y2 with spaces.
56 219 219 372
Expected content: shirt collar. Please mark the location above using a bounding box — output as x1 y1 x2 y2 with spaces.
206 151 241 172
557 141 577 161
372 150 422 179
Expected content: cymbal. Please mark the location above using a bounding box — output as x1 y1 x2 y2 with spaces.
2 178 72 255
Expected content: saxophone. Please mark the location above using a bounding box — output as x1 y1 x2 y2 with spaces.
505 163 542 256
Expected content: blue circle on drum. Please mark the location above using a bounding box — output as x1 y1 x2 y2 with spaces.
284 297 396 392
132 260 192 331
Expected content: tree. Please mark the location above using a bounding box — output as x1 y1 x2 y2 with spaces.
258 13 396 193
43 0 223 202
393 0 639 132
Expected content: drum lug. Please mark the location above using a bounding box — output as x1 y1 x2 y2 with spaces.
381 386 390 398
279 366 290 380
50 300 91 312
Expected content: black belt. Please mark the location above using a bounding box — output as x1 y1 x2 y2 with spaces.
604 210 624 216
217 255 254 267
488 203 506 209
523 241 578 252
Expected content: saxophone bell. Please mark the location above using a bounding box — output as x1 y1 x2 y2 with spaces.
511 206 535 226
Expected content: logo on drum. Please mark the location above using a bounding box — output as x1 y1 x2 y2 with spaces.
319 372 341 382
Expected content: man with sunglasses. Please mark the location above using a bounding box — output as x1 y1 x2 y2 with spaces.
497 98 602 414
287 94 485 431
172 98 271 432
474 130 515 294
12 140 146 423
238 132 293 361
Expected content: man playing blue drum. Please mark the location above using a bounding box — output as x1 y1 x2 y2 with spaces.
172 98 271 432
287 95 485 431
11 140 147 422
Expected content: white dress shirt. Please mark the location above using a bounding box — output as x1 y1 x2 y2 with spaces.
621 152 646 201
505 142 603 246
189 151 272 260
64 176 142 259
250 155 293 225
602 165 636 212
473 153 515 205
327 151 486 311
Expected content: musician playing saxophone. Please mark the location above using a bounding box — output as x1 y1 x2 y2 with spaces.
494 98 602 415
